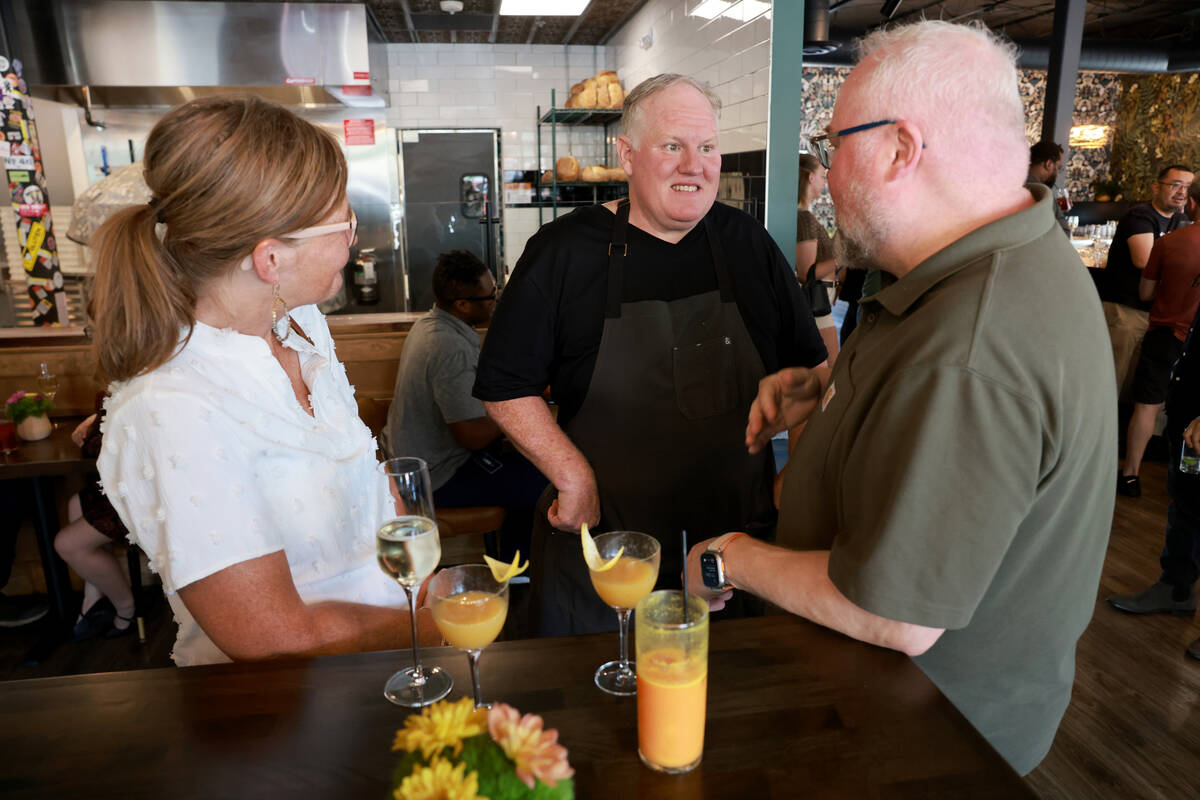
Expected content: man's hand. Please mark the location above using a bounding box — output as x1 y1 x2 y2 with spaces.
547 473 601 532
685 538 734 611
1185 417 1200 452
745 367 827 454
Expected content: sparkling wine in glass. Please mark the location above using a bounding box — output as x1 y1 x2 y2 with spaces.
430 564 509 709
588 531 661 696
378 457 452 707
37 362 58 404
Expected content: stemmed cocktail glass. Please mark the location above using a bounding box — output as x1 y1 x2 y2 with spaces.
429 564 509 709
377 457 452 707
587 531 661 696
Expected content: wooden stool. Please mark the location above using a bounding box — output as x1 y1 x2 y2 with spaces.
437 506 505 564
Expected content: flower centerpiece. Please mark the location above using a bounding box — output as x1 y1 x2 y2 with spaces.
5 391 54 442
392 698 574 800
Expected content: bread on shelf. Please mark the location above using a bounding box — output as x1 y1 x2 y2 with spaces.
580 165 607 182
555 156 580 182
559 70 625 109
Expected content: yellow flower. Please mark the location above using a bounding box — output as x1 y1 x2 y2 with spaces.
394 698 489 760
487 703 574 789
393 757 484 800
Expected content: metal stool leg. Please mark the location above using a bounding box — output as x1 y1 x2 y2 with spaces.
124 544 146 643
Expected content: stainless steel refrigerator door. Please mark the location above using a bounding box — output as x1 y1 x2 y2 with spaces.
397 129 501 312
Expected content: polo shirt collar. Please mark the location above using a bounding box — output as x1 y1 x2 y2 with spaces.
430 305 478 340
868 183 1056 317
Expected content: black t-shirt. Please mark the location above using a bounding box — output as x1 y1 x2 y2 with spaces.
1101 203 1188 309
474 202 827 427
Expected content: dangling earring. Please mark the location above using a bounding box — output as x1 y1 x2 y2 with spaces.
271 284 292 343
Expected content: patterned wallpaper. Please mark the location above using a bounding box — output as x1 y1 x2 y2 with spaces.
798 66 1123 230
1111 73 1200 199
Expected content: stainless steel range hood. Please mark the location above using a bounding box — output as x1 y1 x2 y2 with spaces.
5 0 384 107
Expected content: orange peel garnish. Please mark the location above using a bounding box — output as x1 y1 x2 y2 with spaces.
581 522 623 572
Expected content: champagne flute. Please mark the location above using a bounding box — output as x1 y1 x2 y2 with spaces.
588 531 661 696
429 564 509 709
378 457 452 707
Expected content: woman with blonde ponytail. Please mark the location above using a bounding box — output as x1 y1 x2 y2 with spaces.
92 95 439 666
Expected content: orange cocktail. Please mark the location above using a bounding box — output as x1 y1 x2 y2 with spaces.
589 555 658 609
433 590 508 651
635 590 709 773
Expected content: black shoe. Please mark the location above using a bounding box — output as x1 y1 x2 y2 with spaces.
1117 474 1141 497
72 597 116 641
104 613 136 639
1187 638 1200 662
0 593 49 628
1108 582 1197 616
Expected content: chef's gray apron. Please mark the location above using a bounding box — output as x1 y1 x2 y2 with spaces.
532 200 777 636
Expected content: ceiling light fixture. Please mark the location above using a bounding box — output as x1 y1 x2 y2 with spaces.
1069 124 1111 150
499 0 591 15
689 0 771 22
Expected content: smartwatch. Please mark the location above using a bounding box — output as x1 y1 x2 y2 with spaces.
700 532 746 591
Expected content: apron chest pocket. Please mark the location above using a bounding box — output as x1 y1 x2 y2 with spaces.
673 336 738 420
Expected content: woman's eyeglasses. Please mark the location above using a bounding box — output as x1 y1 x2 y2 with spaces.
281 210 358 243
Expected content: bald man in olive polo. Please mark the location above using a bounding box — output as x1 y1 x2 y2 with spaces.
686 21 1115 775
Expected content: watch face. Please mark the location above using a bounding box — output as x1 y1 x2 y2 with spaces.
700 552 724 590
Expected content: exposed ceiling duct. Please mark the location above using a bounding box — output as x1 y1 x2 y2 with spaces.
2 0 388 108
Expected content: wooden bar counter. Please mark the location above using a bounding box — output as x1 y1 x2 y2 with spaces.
0 615 1031 798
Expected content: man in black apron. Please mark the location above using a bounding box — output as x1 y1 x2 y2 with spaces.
474 74 827 635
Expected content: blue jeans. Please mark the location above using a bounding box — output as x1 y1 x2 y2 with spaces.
433 444 549 562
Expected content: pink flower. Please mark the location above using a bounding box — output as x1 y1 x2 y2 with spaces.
7 391 25 405
487 703 573 790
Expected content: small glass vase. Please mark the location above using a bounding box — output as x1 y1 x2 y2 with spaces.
16 414 51 442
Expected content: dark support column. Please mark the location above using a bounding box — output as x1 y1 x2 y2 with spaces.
765 0 805 269
1041 0 1087 172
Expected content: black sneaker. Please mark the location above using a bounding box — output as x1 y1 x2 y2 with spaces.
0 593 49 628
1117 474 1141 497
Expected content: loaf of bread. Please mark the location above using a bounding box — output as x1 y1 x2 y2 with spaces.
580 165 607 183
606 83 624 109
556 156 580 182
606 166 628 182
570 82 585 95
597 70 618 85
595 84 611 109
540 170 555 184
576 86 597 108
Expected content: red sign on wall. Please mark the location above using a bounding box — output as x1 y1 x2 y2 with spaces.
343 119 375 146
353 71 370 80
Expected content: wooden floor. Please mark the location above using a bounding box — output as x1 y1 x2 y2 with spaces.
2 461 1197 798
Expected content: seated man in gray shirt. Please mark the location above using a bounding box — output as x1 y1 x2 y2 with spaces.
383 250 547 558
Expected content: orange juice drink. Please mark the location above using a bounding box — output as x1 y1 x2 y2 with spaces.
635 590 709 773
589 556 657 608
432 590 508 651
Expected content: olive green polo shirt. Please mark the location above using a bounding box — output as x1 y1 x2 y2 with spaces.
777 184 1117 775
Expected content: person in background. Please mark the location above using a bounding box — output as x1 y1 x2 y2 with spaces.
796 153 842 367
1108 304 1200 661
475 73 827 636
1027 139 1070 235
1097 164 1193 403
382 250 547 560
54 404 136 639
687 21 1115 775
91 95 438 667
1117 182 1200 497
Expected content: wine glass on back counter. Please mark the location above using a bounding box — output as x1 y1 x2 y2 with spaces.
378 457 452 707
430 564 509 709
584 528 661 696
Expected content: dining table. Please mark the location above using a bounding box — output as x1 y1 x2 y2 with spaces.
0 614 1034 798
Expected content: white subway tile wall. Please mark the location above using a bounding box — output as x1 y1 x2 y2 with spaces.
385 43 615 173
608 0 772 155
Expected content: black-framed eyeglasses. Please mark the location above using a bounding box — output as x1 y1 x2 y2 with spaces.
804 120 897 169
455 291 497 303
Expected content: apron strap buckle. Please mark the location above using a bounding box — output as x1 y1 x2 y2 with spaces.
608 243 628 257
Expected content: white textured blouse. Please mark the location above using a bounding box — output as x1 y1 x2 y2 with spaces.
98 305 406 666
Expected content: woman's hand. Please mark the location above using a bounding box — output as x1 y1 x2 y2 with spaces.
71 414 99 448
